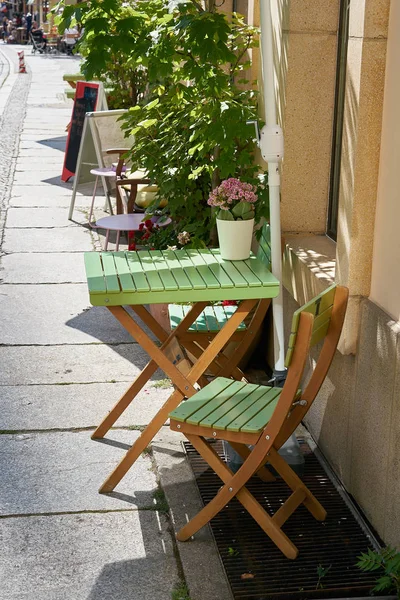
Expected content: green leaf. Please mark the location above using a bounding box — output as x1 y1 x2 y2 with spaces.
217 210 234 221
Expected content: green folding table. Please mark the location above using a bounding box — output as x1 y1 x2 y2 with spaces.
84 248 279 493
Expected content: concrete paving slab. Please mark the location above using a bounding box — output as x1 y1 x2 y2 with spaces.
6 207 82 228
9 194 93 208
0 382 173 430
153 428 233 600
1 253 87 283
2 227 94 253
0 284 137 344
0 430 159 514
0 511 178 600
11 185 75 197
0 344 160 385
20 141 66 150
17 148 66 158
13 172 70 186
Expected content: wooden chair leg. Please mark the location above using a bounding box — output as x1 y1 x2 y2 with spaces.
229 441 276 482
180 434 298 559
99 389 184 493
92 360 159 439
268 447 327 521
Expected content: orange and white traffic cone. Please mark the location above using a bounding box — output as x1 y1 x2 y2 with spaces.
17 51 26 74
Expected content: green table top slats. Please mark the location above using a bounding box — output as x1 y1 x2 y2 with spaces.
84 249 279 306
196 250 235 289
210 250 260 288
136 251 165 292
125 252 150 292
100 253 120 294
172 249 207 290
186 380 247 425
147 251 179 291
184 249 221 289
199 382 260 428
113 252 136 292
243 254 277 286
169 378 235 422
84 252 106 295
161 250 193 290
209 251 249 288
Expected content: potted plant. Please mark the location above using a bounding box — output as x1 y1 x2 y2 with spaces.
208 178 258 260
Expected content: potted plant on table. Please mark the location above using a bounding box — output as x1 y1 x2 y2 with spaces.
208 178 258 260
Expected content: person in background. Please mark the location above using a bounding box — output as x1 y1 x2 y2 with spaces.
62 25 79 55
26 11 32 36
2 16 8 42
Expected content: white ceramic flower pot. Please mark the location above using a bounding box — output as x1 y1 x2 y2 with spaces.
216 218 255 260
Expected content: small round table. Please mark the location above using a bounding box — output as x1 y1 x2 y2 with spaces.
88 167 117 225
94 214 172 250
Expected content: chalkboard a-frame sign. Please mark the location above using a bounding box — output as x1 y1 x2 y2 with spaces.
61 81 105 182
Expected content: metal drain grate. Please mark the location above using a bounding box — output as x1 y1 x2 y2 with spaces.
184 440 390 600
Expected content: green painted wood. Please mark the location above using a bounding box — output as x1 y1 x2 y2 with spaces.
84 253 106 294
240 393 280 433
197 250 235 289
228 387 281 432
172 250 207 290
285 285 337 367
84 250 279 306
243 254 277 286
212 385 272 430
185 249 221 289
186 380 247 425
257 226 271 269
147 250 179 291
310 319 331 347
169 377 234 422
199 382 260 428
169 304 185 330
162 250 193 290
137 251 165 292
290 284 336 334
203 305 220 332
125 252 150 292
209 252 248 288
100 253 120 294
113 252 136 292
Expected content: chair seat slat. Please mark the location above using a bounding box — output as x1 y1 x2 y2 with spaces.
228 387 281 432
169 378 235 422
187 380 247 425
199 383 261 428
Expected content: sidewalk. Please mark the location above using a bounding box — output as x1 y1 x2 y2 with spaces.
0 47 231 600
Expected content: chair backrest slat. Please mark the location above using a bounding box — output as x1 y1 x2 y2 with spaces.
285 284 337 367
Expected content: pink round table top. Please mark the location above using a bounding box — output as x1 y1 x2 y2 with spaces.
90 167 117 177
95 214 172 232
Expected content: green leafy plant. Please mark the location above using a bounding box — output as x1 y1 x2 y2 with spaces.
121 2 268 244
357 546 400 597
228 546 240 557
172 580 191 600
55 0 269 244
316 563 332 590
